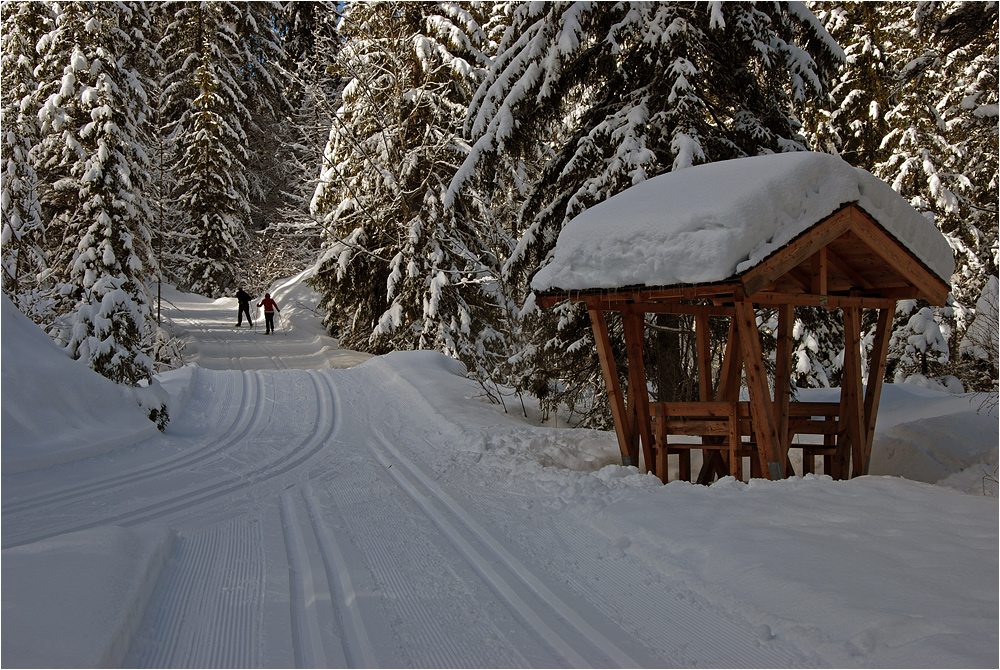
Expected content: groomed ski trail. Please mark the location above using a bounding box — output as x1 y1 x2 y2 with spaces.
3 289 828 668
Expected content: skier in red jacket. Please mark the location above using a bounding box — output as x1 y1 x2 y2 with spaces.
257 293 280 335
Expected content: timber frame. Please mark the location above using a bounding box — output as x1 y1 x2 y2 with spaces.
536 204 951 483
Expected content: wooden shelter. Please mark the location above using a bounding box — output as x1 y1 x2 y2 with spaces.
535 182 953 483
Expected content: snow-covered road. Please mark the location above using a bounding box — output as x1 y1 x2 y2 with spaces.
2 279 997 668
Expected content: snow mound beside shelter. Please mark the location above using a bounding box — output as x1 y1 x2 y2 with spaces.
531 152 955 293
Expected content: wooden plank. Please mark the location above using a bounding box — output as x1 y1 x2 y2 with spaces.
848 208 950 306
741 207 854 297
656 401 740 418
734 300 785 479
751 292 896 309
860 307 892 474
774 304 794 475
623 310 655 475
787 419 840 434
841 306 866 478
661 420 732 436
587 305 635 466
786 402 842 416
600 302 735 317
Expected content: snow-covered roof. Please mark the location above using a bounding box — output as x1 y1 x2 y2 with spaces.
530 152 955 293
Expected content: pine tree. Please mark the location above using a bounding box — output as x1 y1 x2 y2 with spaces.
449 2 844 422
157 1 288 296
1 2 51 316
30 1 159 385
809 2 998 389
309 1 498 366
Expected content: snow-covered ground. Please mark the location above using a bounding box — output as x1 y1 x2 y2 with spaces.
2 276 997 668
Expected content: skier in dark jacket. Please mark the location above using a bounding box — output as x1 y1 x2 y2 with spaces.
235 287 253 328
257 293 280 334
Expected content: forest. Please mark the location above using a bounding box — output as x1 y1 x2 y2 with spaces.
2 1 997 427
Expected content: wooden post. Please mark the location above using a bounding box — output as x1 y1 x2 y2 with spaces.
774 304 794 475
811 247 828 296
587 304 635 467
654 406 668 481
728 402 742 479
693 312 712 482
840 306 866 478
623 309 655 475
860 307 892 474
734 300 784 480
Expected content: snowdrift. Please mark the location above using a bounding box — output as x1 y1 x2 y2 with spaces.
1 295 158 474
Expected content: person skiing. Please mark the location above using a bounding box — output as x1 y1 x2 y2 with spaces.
257 293 280 335
235 287 253 328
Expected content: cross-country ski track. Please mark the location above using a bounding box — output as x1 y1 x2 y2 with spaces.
3 282 996 668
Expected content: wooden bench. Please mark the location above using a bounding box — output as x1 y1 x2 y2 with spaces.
650 400 843 482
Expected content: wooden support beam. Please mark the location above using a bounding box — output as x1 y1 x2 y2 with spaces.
587 304 635 467
734 300 784 480
848 208 950 306
622 309 655 475
750 292 897 309
860 307 893 474
840 306 866 478
600 302 735 317
811 247 828 296
728 402 742 479
696 313 713 403
774 304 794 476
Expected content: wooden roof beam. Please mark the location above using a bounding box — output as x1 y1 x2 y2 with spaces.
848 208 950 305
741 207 854 298
751 292 897 309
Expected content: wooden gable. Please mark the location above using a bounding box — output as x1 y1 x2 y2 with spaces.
739 204 950 306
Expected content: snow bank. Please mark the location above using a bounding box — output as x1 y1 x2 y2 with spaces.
356 350 998 666
1 525 176 668
531 152 955 292
1 295 157 474
581 474 997 668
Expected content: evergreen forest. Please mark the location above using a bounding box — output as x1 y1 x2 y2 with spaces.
2 1 997 428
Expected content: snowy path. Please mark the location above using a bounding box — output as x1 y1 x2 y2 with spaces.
3 284 996 668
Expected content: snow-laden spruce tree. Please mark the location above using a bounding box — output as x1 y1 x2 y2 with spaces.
310 2 502 366
259 1 344 280
29 1 159 385
875 1 998 388
1 2 51 316
803 1 998 393
157 1 287 297
448 2 843 424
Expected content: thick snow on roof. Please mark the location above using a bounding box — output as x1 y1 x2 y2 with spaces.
531 152 955 293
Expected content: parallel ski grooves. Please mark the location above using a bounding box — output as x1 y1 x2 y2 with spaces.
1 368 248 515
126 517 264 668
365 427 642 669
3 370 337 549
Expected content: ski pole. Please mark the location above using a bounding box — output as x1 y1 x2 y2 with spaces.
278 311 287 336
